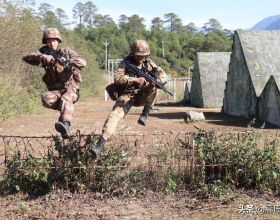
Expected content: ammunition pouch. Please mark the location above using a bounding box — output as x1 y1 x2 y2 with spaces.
74 89 80 103
72 67 82 83
106 83 126 101
55 62 64 73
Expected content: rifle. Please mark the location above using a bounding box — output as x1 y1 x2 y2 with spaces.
125 62 173 96
39 46 70 67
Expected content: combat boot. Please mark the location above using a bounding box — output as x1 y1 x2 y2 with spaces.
55 121 70 139
138 105 152 126
89 136 107 159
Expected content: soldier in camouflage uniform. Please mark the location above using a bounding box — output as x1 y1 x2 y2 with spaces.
90 39 166 158
22 28 86 138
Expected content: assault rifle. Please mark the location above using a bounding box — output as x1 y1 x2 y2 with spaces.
125 62 173 96
39 46 70 67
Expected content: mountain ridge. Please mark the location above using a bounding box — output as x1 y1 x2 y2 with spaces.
252 15 280 30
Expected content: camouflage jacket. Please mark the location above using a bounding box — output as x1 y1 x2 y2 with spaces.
22 47 86 91
114 55 167 94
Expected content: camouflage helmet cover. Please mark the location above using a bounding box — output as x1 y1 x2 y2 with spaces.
42 28 62 44
131 40 150 56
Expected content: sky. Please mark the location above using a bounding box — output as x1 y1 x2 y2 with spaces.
33 0 280 30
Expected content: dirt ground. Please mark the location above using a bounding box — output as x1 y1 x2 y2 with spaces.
1 190 280 220
0 97 280 220
0 97 273 137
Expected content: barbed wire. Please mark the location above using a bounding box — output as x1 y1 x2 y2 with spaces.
0 130 279 173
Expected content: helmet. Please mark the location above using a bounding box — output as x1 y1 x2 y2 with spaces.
131 40 150 56
42 28 62 44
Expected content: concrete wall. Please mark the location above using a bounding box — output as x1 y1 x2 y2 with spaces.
258 76 280 126
224 30 280 125
223 32 257 117
183 80 192 103
190 55 203 107
190 52 230 108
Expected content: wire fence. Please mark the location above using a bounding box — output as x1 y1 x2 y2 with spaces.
1 130 279 169
0 132 194 167
1 130 280 194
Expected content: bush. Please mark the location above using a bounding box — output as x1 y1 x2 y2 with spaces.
3 154 52 196
193 130 280 195
1 130 280 197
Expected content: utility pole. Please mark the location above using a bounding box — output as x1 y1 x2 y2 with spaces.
162 40 165 58
103 40 109 71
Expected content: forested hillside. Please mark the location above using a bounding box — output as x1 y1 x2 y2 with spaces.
0 0 233 121
70 1 233 75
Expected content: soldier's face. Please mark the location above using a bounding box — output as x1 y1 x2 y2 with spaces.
46 38 59 50
134 55 145 65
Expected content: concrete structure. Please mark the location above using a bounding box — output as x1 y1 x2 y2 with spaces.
258 76 280 126
183 80 192 103
223 30 280 126
190 52 230 108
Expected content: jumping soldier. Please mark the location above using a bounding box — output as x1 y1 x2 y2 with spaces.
22 28 86 138
90 39 167 158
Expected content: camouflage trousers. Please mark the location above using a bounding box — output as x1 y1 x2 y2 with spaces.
41 88 78 123
102 85 157 140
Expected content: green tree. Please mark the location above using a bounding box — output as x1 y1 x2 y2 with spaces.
151 17 164 30
164 13 183 32
42 11 59 28
118 14 128 31
55 8 68 28
117 14 146 43
72 2 85 25
110 34 130 58
38 3 52 15
94 14 115 27
126 15 146 34
202 18 222 33
203 30 231 51
223 29 234 39
185 22 197 33
38 3 59 28
83 1 98 27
